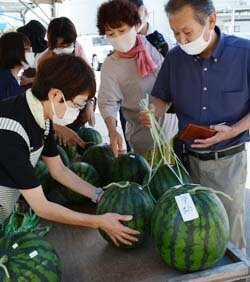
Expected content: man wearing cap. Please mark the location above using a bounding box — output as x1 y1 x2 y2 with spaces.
140 0 250 251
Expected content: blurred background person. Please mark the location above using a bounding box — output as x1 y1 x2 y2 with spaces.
128 0 172 56
0 32 33 100
17 20 47 88
37 17 96 148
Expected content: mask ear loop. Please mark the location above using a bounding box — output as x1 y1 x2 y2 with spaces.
51 92 67 119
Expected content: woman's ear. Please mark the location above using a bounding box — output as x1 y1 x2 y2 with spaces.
48 88 63 102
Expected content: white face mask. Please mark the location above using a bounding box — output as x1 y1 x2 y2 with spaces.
22 52 35 70
179 24 213 55
53 45 74 55
51 93 80 126
107 27 137 53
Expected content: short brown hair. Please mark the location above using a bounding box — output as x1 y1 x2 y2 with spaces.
32 54 96 101
47 17 77 49
97 0 141 35
0 32 29 69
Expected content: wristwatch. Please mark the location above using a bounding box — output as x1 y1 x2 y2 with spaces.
92 187 104 203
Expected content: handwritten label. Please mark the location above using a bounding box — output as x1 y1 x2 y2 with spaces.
175 193 199 222
29 250 38 259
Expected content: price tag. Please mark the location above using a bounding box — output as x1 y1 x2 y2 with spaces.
29 250 38 259
175 193 199 222
12 243 18 249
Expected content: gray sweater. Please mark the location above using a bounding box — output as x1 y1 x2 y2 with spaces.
98 36 178 154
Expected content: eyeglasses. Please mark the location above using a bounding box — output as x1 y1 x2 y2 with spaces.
71 101 87 110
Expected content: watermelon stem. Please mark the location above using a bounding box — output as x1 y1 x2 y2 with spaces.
104 181 130 190
0 255 10 279
189 187 233 201
140 95 190 185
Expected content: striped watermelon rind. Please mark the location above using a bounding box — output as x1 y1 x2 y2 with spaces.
62 145 78 163
96 181 154 248
77 127 102 155
145 164 192 201
35 160 54 194
111 153 150 185
60 162 100 203
57 145 70 167
151 185 229 272
82 143 114 186
0 232 61 281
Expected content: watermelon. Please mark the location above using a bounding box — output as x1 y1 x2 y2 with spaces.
0 232 61 281
82 144 114 186
77 127 102 155
35 160 54 194
62 145 78 163
111 153 150 185
151 184 229 272
145 163 192 201
96 181 154 248
60 162 100 203
57 145 70 167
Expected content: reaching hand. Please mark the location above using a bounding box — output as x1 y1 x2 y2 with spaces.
54 124 85 148
109 130 126 157
98 213 140 247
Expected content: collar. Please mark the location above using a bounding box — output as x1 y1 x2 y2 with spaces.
26 89 46 129
211 26 225 61
193 26 225 63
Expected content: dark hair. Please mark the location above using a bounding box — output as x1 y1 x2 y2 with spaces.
32 54 96 101
47 17 77 49
165 0 215 25
128 0 144 8
17 20 47 53
0 32 29 69
97 0 141 35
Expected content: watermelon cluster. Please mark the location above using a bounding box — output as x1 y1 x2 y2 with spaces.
36 125 230 274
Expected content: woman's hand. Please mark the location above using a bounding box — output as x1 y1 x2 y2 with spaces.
97 213 140 247
109 130 125 157
54 124 85 148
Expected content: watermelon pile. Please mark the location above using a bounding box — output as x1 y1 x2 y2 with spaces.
0 232 61 281
34 125 230 275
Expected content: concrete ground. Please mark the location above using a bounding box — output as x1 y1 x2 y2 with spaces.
93 71 250 259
